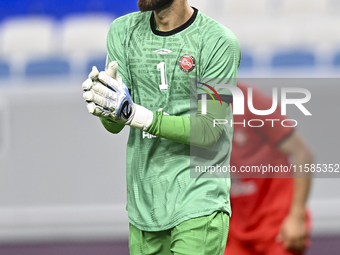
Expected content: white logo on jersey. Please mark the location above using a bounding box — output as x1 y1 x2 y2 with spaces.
143 131 157 139
153 49 173 55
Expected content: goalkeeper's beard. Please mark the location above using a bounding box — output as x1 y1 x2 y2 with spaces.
138 0 175 12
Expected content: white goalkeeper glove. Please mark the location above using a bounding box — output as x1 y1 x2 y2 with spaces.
82 61 153 130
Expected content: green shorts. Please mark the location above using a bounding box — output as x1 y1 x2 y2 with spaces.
129 211 229 255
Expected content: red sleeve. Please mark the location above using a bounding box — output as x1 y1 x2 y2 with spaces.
238 82 295 144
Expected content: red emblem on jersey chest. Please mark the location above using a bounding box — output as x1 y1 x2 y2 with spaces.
178 54 196 73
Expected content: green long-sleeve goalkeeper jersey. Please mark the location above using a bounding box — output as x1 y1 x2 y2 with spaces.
104 7 240 231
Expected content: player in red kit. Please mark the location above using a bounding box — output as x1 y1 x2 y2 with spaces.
224 83 313 255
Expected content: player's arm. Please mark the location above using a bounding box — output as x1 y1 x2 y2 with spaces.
280 131 313 213
147 100 229 148
278 131 313 253
83 63 229 148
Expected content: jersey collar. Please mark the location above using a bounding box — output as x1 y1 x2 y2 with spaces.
150 7 198 36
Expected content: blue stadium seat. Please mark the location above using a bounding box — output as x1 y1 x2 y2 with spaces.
86 56 107 74
271 50 316 68
25 59 70 77
0 61 10 78
239 53 254 69
0 0 138 21
333 52 340 67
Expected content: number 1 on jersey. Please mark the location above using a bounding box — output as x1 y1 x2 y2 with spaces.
157 62 168 91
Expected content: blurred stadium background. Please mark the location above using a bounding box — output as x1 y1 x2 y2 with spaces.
0 0 339 254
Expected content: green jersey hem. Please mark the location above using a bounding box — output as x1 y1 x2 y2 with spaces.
128 207 230 232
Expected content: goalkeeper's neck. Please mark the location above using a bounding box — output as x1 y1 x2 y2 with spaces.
154 0 194 32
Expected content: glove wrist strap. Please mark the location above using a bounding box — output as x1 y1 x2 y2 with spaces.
129 104 153 130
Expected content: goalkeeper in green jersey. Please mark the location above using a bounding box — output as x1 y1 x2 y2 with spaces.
82 0 240 254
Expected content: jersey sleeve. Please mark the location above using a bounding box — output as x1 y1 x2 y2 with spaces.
199 27 241 101
106 18 131 88
246 84 295 144
100 117 125 134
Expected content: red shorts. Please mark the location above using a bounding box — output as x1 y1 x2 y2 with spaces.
224 237 308 255
224 211 311 255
